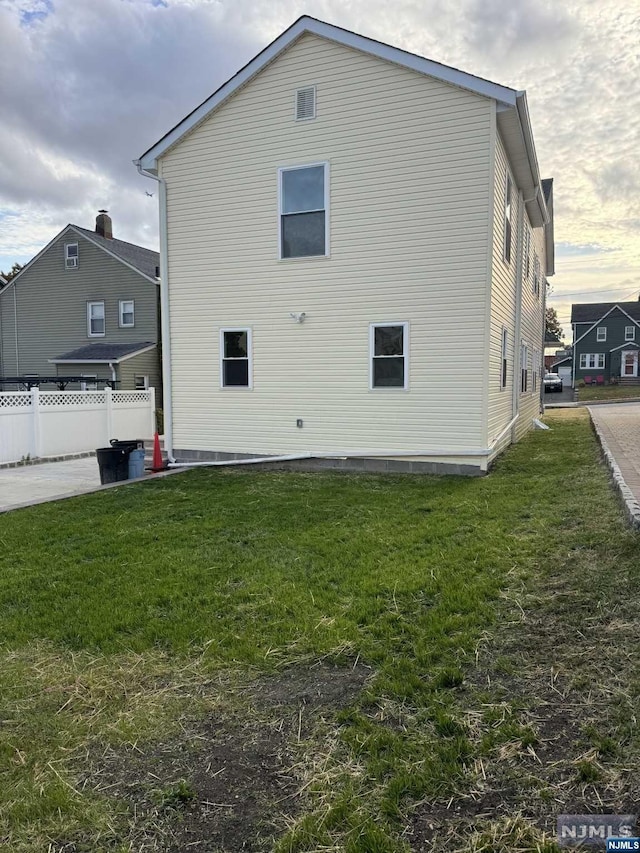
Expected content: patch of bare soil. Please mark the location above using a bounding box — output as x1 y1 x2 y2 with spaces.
80 662 371 852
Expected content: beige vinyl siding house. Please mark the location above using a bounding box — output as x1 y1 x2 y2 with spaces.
137 16 553 475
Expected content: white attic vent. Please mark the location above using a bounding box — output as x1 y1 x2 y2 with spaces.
295 86 316 121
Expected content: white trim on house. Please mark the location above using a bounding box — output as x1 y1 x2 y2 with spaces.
625 325 636 341
503 170 512 264
579 353 605 369
597 326 607 341
573 304 640 347
87 301 105 337
609 341 640 352
369 322 409 391
277 161 330 260
621 350 639 378
119 299 135 327
65 242 79 269
219 328 253 389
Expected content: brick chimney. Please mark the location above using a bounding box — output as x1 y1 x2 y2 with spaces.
96 209 113 239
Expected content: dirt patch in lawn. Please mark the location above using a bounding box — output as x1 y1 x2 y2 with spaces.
76 662 372 852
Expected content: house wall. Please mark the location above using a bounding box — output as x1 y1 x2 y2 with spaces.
160 33 495 465
487 132 545 456
119 348 162 406
0 230 158 378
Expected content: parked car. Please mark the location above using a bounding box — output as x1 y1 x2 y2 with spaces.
544 373 563 392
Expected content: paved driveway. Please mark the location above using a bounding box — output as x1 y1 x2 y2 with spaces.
0 457 102 513
588 402 640 525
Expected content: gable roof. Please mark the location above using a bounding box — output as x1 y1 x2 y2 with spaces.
49 342 156 363
572 304 640 348
0 225 159 294
572 302 640 324
136 15 550 230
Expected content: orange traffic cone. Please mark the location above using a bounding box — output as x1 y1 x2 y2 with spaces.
151 431 166 472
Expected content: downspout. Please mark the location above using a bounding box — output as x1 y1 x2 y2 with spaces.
135 161 175 463
109 362 117 385
13 285 19 375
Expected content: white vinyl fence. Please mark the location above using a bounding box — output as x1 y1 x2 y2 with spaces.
0 388 156 465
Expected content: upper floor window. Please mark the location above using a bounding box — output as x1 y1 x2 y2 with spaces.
65 242 79 269
533 255 540 297
503 172 512 264
87 301 105 337
119 300 135 328
220 329 252 388
279 163 328 259
295 86 316 121
370 322 408 390
625 326 636 341
597 326 607 342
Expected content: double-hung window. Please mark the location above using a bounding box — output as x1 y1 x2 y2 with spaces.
596 326 607 342
533 255 540 297
504 172 512 263
119 300 135 327
580 353 605 369
279 163 328 258
520 342 529 393
370 323 408 390
625 326 636 341
501 327 508 389
220 329 252 388
65 242 79 269
87 301 105 336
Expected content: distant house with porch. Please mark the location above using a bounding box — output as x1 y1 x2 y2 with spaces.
571 301 640 386
0 212 162 402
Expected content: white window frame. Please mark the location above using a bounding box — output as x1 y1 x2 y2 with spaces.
625 326 636 341
219 328 253 389
580 353 605 370
524 226 531 281
134 375 149 390
500 327 508 389
295 85 316 121
520 342 529 393
278 162 329 260
533 255 540 297
119 299 135 328
503 171 512 264
369 322 409 391
87 301 105 337
81 374 98 391
65 242 79 269
596 326 607 342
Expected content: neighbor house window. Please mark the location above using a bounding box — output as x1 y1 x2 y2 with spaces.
65 242 79 269
625 326 636 341
220 329 252 388
580 353 605 369
279 163 328 258
370 322 408 390
134 375 149 390
119 300 135 327
503 172 512 263
81 374 97 391
87 301 105 336
520 342 528 392
597 326 607 342
501 327 508 389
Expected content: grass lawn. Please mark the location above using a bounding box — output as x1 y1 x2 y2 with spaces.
0 409 638 852
577 384 640 402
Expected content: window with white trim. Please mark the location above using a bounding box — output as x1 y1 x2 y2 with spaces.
625 326 636 341
580 353 605 369
65 242 79 269
370 323 408 389
134 375 149 390
520 342 528 393
295 86 316 121
501 327 508 389
119 300 135 328
81 374 97 391
596 326 607 342
220 329 252 388
87 301 105 336
504 172 512 263
279 163 328 258
533 255 540 297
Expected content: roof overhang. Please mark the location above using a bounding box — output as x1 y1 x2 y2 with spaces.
49 344 156 364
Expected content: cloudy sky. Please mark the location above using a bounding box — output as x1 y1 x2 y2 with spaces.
1 0 638 341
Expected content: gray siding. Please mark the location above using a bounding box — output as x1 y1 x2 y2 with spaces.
0 228 159 380
574 307 640 381
119 348 162 406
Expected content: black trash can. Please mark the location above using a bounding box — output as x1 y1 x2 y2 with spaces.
109 439 144 453
96 447 130 485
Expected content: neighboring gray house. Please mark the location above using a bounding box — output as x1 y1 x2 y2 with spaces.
571 301 640 386
0 212 162 402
